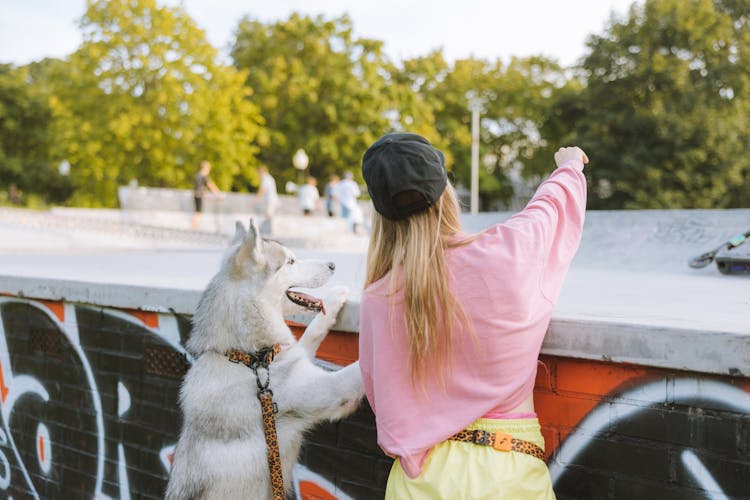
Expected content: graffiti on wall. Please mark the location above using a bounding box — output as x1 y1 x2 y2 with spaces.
0 298 346 499
0 296 748 499
548 377 750 499
0 298 192 498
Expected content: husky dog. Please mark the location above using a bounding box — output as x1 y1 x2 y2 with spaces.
166 219 364 499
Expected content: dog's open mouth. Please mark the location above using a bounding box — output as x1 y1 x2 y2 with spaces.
286 289 326 315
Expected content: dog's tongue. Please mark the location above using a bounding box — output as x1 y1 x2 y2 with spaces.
286 290 326 315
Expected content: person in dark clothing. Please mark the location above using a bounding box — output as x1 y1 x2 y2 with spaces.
192 160 223 230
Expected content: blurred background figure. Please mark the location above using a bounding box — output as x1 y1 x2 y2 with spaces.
324 174 340 217
255 165 279 235
8 183 23 205
348 201 364 234
333 172 359 219
333 171 362 233
298 175 320 216
191 161 223 230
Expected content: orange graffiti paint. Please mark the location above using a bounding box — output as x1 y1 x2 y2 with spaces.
287 322 359 366
0 361 9 403
299 480 337 500
124 309 159 329
40 300 65 322
535 355 663 447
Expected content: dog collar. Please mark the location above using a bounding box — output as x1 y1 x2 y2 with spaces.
224 344 282 369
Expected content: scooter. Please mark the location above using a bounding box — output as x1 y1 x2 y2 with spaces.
688 229 750 275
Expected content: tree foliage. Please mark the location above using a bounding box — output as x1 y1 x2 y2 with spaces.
557 0 750 208
0 62 73 204
50 0 263 206
2 0 749 210
230 13 396 188
394 53 567 209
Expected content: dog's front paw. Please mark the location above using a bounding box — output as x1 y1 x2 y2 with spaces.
299 286 350 357
323 286 349 317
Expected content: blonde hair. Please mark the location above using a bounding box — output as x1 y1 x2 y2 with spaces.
365 184 475 385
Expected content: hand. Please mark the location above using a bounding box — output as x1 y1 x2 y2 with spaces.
554 146 589 167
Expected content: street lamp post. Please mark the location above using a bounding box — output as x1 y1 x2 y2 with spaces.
467 93 482 214
292 148 309 186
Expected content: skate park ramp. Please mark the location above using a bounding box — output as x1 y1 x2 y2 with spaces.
470 209 750 332
0 207 747 375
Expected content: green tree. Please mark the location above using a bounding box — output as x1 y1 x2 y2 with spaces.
396 53 567 209
52 0 263 207
480 56 571 208
559 0 750 208
434 57 511 208
383 50 444 145
0 61 73 205
231 13 395 188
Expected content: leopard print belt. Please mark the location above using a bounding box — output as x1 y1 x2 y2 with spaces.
449 429 546 461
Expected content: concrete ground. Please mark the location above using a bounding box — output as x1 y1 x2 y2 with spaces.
1 206 748 339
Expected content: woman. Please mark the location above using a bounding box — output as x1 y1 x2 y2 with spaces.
358 132 588 499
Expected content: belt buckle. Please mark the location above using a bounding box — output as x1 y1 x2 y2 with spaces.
492 431 512 452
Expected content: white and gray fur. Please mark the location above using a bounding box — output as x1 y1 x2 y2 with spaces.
165 219 364 500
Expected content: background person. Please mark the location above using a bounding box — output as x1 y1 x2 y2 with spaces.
191 160 223 230
254 164 279 235
347 198 364 234
332 171 359 219
298 175 320 216
358 132 588 499
8 183 23 205
324 174 340 217
333 171 361 232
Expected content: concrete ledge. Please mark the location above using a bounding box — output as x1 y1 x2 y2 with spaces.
1 272 746 378
0 275 201 315
546 317 749 377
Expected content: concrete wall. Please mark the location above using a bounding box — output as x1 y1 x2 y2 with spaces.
64 186 375 249
0 208 748 498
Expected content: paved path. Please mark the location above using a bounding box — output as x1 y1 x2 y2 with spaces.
0 207 228 250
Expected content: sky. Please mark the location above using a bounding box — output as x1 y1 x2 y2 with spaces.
0 0 639 67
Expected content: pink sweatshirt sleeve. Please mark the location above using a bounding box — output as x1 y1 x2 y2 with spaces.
504 159 587 302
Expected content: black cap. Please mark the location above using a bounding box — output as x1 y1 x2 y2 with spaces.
361 133 448 220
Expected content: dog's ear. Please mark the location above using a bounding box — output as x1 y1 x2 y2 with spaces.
238 218 263 263
231 220 247 245
230 219 264 273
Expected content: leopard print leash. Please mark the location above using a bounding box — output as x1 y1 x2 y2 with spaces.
225 345 285 500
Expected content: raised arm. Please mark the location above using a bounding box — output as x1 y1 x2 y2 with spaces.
504 147 588 301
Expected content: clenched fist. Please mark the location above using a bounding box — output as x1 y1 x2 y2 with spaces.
554 147 589 168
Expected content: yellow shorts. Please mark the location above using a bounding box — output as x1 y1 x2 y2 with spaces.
385 417 555 500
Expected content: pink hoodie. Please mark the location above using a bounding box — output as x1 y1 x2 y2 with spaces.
359 160 587 478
